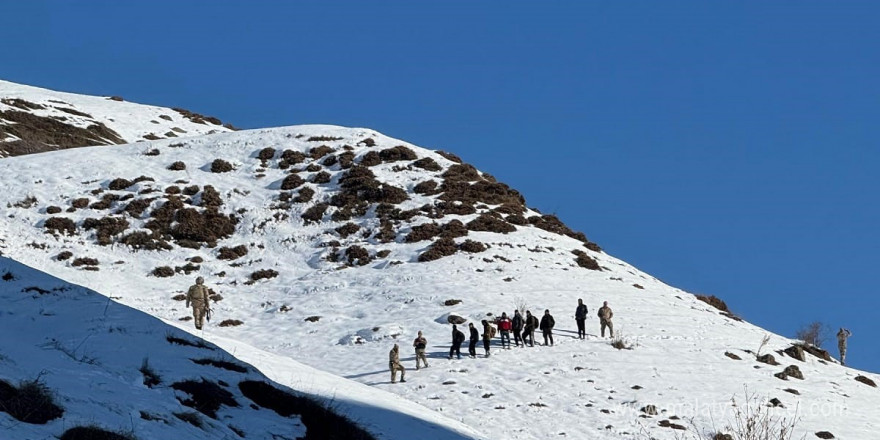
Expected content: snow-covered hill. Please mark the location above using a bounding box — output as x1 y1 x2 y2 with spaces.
0 81 877 439
0 80 234 157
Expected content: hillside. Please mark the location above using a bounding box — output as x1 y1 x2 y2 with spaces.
0 80 234 157
0 82 877 439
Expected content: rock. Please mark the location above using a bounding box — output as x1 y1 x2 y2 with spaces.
784 388 800 395
855 375 877 387
658 420 686 430
641 405 658 416
724 352 742 360
757 354 780 366
775 372 789 381
713 434 734 440
784 345 805 362
783 365 804 380
800 344 833 361
769 398 784 408
815 432 835 439
447 314 467 325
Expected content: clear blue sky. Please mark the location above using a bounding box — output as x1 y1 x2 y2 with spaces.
4 2 879 370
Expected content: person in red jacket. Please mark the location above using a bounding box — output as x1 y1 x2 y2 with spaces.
497 312 512 349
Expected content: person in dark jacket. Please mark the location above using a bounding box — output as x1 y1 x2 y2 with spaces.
412 330 429 370
468 322 479 358
575 299 588 339
449 324 465 359
540 309 556 346
512 310 524 347
523 311 538 347
481 319 492 357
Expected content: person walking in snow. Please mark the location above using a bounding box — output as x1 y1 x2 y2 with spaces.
540 309 556 346
413 331 429 370
185 276 211 330
837 328 852 366
497 312 512 349
523 310 538 347
468 322 480 358
481 319 493 357
575 298 588 339
512 310 524 347
389 344 406 383
598 301 614 338
449 324 465 359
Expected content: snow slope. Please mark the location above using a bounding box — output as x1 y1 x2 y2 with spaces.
0 256 485 440
0 102 877 438
0 79 233 157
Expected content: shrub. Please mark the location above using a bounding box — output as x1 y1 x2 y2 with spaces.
405 223 442 243
312 171 331 184
250 269 279 281
572 249 600 271
44 217 77 235
336 223 360 238
459 239 487 253
191 358 247 373
359 137 376 147
307 135 342 142
418 237 458 262
122 198 152 218
855 375 877 387
309 145 334 160
218 245 248 260
345 245 372 266
440 220 468 239
257 147 276 161
45 205 61 214
279 150 307 168
281 173 306 190
467 214 516 234
71 257 99 267
82 216 130 245
795 322 829 348
151 266 175 277
171 379 238 419
435 201 477 216
173 411 202 428
238 380 377 440
200 185 223 208
59 426 135 440
611 333 634 350
182 185 200 196
119 231 172 251
338 151 355 168
442 163 482 182
359 150 382 166
140 358 161 388
169 208 238 244
696 295 730 313
294 186 315 203
379 145 417 162
71 198 90 209
167 161 186 171
301 202 329 224
211 159 234 173
165 334 214 349
322 154 338 167
219 319 244 327
444 299 462 306
527 215 602 251
56 251 73 261
0 378 64 424
412 157 442 171
108 178 133 190
413 180 440 195
435 150 462 163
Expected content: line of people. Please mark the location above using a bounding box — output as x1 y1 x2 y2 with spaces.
388 299 616 383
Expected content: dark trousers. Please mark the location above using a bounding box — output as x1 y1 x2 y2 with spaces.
576 319 586 339
469 339 477 357
513 329 523 346
523 328 535 346
500 330 511 348
543 329 553 346
483 338 491 355
449 342 462 359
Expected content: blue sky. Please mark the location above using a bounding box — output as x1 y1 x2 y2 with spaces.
3 2 879 370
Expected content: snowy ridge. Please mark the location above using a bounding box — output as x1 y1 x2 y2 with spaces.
0 96 877 438
0 79 233 157
0 256 484 440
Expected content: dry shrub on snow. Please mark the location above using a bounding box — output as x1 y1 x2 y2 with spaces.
412 157 442 171
217 245 248 260
44 217 77 236
281 173 306 190
379 145 417 162
467 214 516 234
418 237 458 262
210 159 233 173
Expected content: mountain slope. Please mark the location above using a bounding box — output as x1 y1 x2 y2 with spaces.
0 80 234 157
0 81 876 439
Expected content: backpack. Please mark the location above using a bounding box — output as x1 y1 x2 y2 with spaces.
488 325 497 339
454 330 466 344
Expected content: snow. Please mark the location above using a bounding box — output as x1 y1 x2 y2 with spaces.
0 82 878 439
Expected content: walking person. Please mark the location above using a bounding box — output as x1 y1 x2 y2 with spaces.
468 322 479 358
449 324 465 359
575 298 588 339
540 309 556 346
598 301 614 338
837 328 853 366
497 312 512 349
185 276 211 330
512 310 524 347
389 344 406 383
523 310 538 347
481 320 493 357
413 331 429 370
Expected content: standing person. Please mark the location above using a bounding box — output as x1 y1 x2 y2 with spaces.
540 309 556 346
837 328 853 366
449 324 465 360
389 344 406 383
598 301 614 338
468 322 480 358
481 320 493 357
185 276 211 330
413 331 429 370
523 311 538 347
497 312 512 349
575 299 588 339
512 310 524 347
